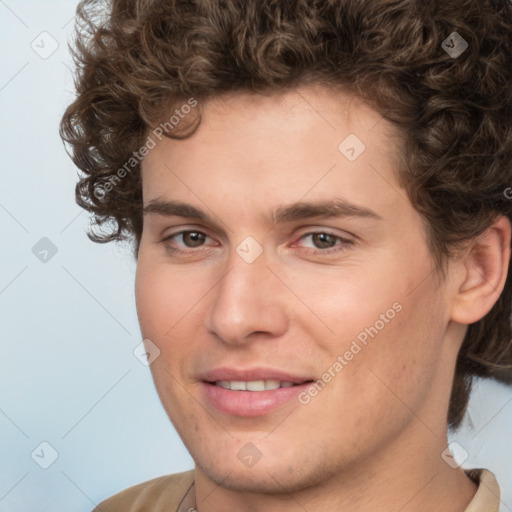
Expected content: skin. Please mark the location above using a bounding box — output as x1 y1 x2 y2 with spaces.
135 84 510 512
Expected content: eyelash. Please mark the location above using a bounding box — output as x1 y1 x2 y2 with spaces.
160 229 354 256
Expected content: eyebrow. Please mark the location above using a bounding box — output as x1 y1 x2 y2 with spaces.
143 198 382 226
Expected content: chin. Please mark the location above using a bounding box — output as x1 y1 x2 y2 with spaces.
200 464 317 494
193 444 339 495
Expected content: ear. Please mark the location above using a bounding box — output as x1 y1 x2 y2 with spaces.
450 216 511 325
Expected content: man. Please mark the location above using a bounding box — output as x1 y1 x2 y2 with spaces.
60 0 512 510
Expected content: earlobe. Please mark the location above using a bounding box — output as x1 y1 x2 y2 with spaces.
450 216 511 325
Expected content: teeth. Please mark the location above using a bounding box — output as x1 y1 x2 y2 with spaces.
215 380 299 391
264 379 280 390
230 381 247 391
246 380 265 391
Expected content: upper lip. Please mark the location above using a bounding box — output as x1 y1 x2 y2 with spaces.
200 367 314 384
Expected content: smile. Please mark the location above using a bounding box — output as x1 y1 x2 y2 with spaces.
213 379 304 391
202 380 315 416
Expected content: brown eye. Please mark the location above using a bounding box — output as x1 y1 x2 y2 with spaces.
161 230 212 252
295 231 354 256
181 231 206 247
310 233 338 249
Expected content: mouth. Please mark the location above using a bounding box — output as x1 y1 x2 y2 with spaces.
199 368 316 416
208 379 313 391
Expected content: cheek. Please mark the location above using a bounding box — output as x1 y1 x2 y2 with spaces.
135 265 167 339
135 256 206 339
135 259 202 415
285 264 405 352
323 278 446 425
297 253 443 374
135 256 214 394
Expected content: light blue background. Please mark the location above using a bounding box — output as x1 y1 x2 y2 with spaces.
0 2 510 510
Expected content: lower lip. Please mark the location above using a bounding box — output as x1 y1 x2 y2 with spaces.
201 382 312 416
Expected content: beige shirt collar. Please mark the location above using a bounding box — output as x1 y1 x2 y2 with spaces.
464 469 501 512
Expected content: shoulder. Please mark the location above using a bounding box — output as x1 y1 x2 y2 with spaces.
92 469 195 512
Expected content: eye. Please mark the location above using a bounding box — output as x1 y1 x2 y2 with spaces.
159 229 354 256
161 230 213 251
295 231 354 255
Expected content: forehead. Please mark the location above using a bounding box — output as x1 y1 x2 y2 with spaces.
141 85 408 224
196 85 393 144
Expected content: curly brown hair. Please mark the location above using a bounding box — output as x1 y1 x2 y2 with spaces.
60 0 512 429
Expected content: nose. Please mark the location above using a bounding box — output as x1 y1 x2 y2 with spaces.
206 245 289 346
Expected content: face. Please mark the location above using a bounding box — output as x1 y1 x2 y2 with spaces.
135 85 459 492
